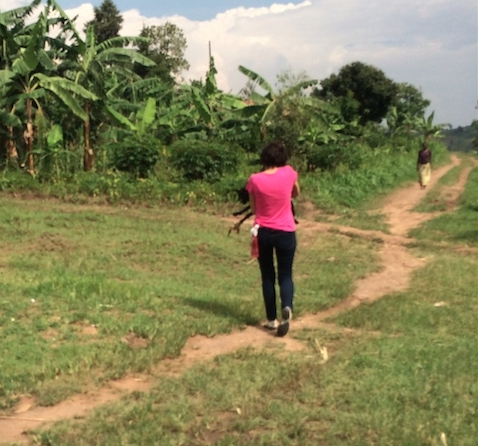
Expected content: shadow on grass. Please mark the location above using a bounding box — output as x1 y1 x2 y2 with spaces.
182 296 258 326
452 230 478 245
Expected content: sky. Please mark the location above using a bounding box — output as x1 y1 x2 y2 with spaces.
2 0 477 127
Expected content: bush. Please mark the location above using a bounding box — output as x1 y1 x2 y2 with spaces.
303 142 371 172
109 134 162 178
168 140 241 182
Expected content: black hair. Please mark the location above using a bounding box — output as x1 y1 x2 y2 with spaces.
260 141 288 168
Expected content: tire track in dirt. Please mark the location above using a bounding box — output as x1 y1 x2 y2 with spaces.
1 155 472 445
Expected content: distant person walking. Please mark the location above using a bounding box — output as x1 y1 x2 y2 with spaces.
246 141 300 337
417 142 432 189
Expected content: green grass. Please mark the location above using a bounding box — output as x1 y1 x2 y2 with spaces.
301 142 449 214
35 247 478 446
410 166 478 247
327 251 478 445
2 154 478 446
0 196 379 412
301 144 450 232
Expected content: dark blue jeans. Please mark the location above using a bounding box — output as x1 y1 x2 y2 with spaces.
257 228 297 321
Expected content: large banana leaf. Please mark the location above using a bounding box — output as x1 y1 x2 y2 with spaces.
1 0 41 26
97 36 150 52
33 74 98 121
249 91 270 105
41 84 88 121
0 110 21 127
238 65 274 98
106 105 137 131
0 70 15 85
37 48 55 71
98 48 156 67
281 79 318 97
47 123 63 148
34 74 98 101
136 97 156 135
47 0 85 53
220 94 248 110
190 86 213 124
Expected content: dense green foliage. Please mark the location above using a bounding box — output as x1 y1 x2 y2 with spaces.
135 23 189 83
109 134 162 178
168 140 240 182
314 61 398 125
0 0 462 211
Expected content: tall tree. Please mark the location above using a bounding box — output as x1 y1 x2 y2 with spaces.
84 0 123 44
315 61 397 125
386 83 431 136
135 22 189 83
392 83 430 125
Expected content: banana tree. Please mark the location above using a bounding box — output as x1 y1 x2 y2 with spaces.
1 11 98 173
1 0 105 173
421 111 450 141
183 57 247 132
0 0 41 164
61 24 155 170
387 108 449 141
0 104 22 166
0 0 42 70
106 97 157 137
237 65 318 140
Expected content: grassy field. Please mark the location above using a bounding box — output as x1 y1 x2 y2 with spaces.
0 198 378 410
1 162 477 445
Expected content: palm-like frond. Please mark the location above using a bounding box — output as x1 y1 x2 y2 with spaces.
97 48 155 67
190 85 213 124
136 97 156 135
281 79 318 97
0 109 22 127
238 65 274 98
47 0 85 53
96 36 149 52
34 73 98 101
0 69 15 85
106 105 137 131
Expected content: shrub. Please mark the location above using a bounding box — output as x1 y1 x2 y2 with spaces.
109 134 162 178
168 140 241 182
303 142 371 172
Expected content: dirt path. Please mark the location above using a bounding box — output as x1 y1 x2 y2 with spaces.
1 154 474 445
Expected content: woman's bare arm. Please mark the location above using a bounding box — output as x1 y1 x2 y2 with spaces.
292 181 300 198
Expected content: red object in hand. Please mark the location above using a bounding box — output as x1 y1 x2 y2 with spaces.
251 235 259 258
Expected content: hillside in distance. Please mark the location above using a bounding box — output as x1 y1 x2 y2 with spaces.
443 124 476 152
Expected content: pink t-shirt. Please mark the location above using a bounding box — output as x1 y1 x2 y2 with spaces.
246 165 298 232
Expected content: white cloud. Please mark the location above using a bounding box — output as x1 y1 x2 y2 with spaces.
135 0 475 127
1 0 476 126
0 0 29 9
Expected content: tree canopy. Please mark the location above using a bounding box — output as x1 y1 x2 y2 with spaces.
135 23 189 83
84 0 123 43
315 61 397 125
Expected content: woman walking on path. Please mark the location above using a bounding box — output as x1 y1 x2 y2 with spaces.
246 142 300 337
417 142 432 189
